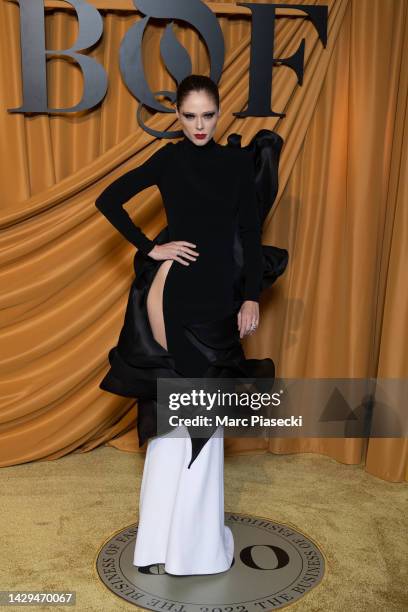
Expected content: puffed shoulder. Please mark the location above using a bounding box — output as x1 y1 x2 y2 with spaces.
225 128 289 293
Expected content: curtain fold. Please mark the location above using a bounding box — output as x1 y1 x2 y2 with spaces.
0 0 406 482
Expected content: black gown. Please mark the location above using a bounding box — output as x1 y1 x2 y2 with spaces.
95 129 288 468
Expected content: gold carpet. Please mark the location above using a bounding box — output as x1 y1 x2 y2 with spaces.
2 446 407 611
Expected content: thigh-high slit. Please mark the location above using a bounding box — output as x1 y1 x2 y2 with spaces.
146 259 173 351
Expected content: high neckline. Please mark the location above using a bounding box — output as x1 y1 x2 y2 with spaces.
181 134 216 151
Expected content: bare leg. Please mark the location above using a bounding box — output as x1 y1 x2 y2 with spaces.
146 260 174 350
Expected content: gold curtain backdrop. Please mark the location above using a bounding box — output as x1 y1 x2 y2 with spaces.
0 0 407 482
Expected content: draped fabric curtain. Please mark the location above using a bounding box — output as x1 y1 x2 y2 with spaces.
1 0 407 482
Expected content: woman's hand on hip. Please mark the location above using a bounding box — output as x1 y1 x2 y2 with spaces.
147 241 199 265
238 300 260 338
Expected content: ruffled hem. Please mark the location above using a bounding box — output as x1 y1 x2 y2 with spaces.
99 255 278 467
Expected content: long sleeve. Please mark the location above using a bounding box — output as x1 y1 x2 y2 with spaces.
237 151 263 302
95 144 169 255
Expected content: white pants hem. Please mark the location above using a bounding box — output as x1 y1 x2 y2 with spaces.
133 425 233 576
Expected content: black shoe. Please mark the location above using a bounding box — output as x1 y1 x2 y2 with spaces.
138 563 166 574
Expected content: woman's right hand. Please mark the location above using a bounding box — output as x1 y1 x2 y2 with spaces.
147 241 199 265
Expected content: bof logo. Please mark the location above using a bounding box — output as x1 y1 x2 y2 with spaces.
8 0 327 137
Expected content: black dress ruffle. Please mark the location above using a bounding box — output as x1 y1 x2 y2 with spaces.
99 129 288 468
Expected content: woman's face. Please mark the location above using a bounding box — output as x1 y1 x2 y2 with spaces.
176 90 220 146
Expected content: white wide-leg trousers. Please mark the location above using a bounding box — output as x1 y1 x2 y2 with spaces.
133 424 234 575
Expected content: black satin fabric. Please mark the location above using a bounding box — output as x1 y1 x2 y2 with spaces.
99 129 289 468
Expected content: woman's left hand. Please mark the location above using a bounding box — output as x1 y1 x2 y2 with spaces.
237 300 259 338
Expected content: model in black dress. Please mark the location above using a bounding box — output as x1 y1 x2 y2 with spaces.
95 86 287 573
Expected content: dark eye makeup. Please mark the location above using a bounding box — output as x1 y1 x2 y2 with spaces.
182 112 216 119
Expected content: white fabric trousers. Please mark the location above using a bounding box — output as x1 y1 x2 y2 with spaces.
133 424 234 575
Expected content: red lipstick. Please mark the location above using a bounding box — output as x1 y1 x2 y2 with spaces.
194 134 207 140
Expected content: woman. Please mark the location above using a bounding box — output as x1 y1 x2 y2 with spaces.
95 75 287 576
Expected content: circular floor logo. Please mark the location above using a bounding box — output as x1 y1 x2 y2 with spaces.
95 512 326 610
